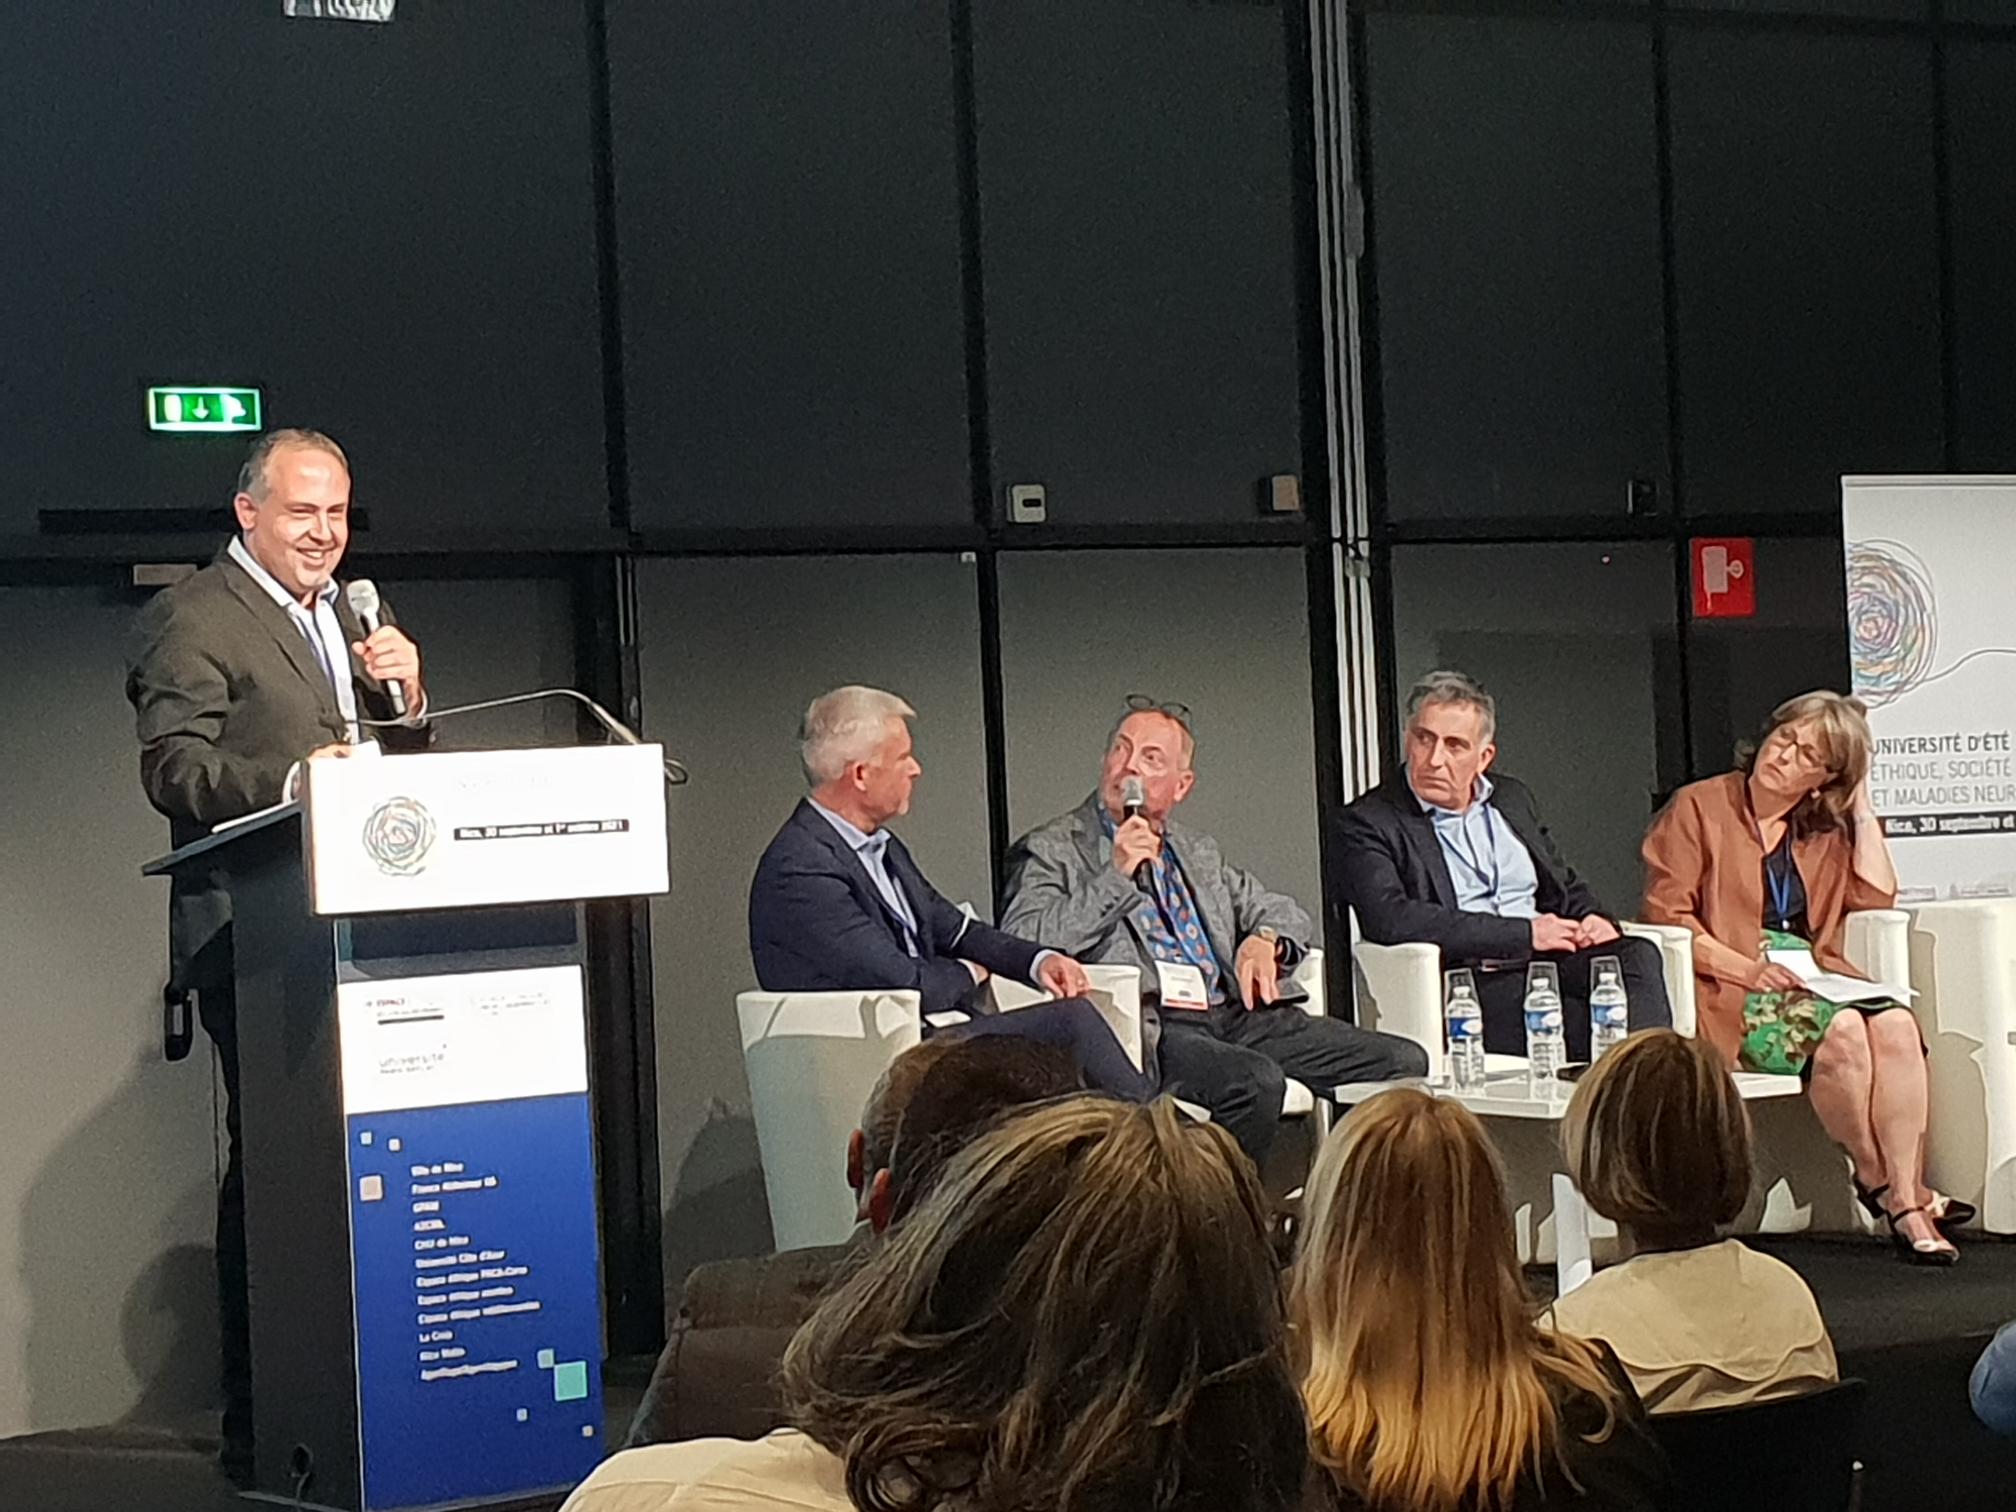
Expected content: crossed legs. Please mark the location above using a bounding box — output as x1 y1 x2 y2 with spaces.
1805 1009 1947 1254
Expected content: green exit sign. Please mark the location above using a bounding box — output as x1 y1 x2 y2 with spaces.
147 386 263 433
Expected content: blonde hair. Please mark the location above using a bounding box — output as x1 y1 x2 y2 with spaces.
1740 690 1874 838
1562 1030 1752 1246
1291 1090 1624 1512
783 1097 1308 1512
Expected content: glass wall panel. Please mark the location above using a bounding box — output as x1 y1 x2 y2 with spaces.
610 1 972 531
1389 542 1682 915
975 1 1304 527
0 3 608 533
1669 30 1941 515
1364 15 1667 522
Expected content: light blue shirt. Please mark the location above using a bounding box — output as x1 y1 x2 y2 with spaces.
1413 772 1539 919
808 798 921 956
228 535 361 742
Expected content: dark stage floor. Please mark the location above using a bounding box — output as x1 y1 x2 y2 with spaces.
2 1237 2011 1512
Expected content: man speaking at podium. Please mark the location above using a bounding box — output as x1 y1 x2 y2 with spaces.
124 428 431 1481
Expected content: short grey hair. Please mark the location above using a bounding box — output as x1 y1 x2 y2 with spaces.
800 685 917 787
1105 704 1196 771
237 427 350 500
1404 669 1496 744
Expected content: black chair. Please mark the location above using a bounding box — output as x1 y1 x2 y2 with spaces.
1649 1378 1867 1512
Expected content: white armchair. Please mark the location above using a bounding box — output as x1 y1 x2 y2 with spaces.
1901 900 2016 1234
735 989 923 1251
737 966 1150 1251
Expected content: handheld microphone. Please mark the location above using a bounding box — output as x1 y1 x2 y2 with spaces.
1120 776 1151 888
344 579 408 720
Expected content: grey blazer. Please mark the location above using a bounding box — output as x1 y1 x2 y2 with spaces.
1000 794 1313 1004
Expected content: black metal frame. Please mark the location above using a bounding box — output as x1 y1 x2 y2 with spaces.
1346 0 1980 790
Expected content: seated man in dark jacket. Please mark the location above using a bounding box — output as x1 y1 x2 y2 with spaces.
626 1036 1084 1445
1332 670 1671 1059
748 685 1149 1098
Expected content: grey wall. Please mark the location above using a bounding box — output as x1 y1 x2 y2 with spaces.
633 555 990 1287
1389 543 1677 916
997 549 1325 940
0 587 219 1439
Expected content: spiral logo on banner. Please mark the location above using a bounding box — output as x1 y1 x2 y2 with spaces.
1847 539 1939 708
362 797 437 877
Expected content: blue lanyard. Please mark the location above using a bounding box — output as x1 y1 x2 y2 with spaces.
1746 795 1801 924
1764 847 1799 924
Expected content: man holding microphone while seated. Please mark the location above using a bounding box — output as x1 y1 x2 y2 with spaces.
1640 690 1964 1265
126 428 429 1481
748 686 1151 1099
1000 695 1425 1163
1332 670 1672 1061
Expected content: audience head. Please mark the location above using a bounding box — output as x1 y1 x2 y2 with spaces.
1740 689 1874 837
1562 1028 1752 1251
1402 669 1497 814
231 428 353 603
1100 694 1197 824
848 1037 1087 1233
883 1038 1085 1227
848 1038 960 1229
800 685 921 828
1291 1088 1623 1512
785 1097 1308 1512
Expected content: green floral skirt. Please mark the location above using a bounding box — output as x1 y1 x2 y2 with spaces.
1740 927 1908 1077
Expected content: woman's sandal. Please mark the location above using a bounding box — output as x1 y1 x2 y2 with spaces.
1928 1191 1979 1231
1885 1203 1960 1266
1852 1177 1890 1225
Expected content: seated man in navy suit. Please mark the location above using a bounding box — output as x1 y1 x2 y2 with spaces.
749 685 1152 1099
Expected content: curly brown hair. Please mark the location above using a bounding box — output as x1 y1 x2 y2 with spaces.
781 1096 1308 1512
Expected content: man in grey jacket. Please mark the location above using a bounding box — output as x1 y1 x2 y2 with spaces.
1001 699 1426 1161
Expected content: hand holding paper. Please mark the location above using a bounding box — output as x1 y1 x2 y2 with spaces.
1765 946 1912 1005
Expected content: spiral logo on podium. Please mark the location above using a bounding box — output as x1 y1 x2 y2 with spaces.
362 796 437 876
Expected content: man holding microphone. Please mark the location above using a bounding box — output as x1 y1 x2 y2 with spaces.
125 428 429 1482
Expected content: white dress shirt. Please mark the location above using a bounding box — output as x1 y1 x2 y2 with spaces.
228 535 362 742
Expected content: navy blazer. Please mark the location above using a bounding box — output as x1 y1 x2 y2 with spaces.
749 800 1045 1017
1329 771 1610 965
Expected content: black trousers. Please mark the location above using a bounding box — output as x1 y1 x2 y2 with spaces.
190 931 253 1473
934 995 1156 1101
1157 1004 1430 1164
1471 934 1672 1061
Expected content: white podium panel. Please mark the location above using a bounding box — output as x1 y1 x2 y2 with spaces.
306 745 669 916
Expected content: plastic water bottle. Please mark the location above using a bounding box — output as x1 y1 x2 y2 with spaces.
1589 955 1629 1062
1524 961 1566 1097
1444 968 1487 1091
